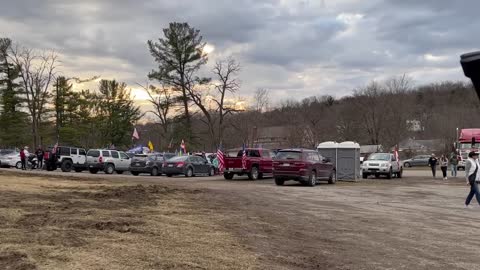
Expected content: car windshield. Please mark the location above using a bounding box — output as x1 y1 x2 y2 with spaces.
368 153 390 161
168 156 188 162
276 151 302 160
0 149 15 155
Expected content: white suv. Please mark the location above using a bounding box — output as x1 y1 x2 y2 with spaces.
362 153 402 179
86 149 131 174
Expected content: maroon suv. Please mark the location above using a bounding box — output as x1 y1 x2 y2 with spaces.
273 149 336 186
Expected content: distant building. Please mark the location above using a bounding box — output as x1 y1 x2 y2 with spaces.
407 120 423 132
360 145 383 155
254 126 290 149
398 138 443 153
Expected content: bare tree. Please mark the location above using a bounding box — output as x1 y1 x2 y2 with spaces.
139 83 175 145
211 57 241 145
10 45 58 148
253 88 269 112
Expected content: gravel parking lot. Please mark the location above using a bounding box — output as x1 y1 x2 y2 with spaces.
1 168 479 270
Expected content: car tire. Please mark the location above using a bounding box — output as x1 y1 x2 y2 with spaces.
248 166 259 180
104 164 115 175
61 160 73 172
89 168 98 174
328 170 336 184
307 170 316 187
274 177 284 186
116 171 124 175
362 173 368 179
131 171 139 176
208 167 215 176
404 162 411 168
151 167 159 176
166 174 173 177
224 172 234 180
185 167 193 177
397 168 403 178
15 161 22 169
387 168 393 179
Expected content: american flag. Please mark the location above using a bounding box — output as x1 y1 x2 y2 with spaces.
242 143 247 170
217 145 225 172
180 139 186 155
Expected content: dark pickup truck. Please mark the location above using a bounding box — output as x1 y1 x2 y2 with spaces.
223 148 276 180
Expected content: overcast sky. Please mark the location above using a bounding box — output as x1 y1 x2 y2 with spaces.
1 0 477 107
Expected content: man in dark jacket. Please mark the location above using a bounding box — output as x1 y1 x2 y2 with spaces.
428 154 438 178
36 146 44 170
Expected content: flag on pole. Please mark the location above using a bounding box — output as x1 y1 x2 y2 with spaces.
242 143 247 170
394 145 400 167
180 140 186 155
217 144 225 173
52 142 58 154
132 127 140 140
148 141 154 152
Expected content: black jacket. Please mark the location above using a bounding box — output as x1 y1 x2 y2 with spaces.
428 157 438 167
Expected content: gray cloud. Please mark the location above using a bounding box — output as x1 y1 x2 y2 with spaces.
0 0 475 105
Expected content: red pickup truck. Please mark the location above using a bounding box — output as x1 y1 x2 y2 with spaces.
223 148 275 180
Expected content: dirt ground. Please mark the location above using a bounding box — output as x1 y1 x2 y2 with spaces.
1 169 480 270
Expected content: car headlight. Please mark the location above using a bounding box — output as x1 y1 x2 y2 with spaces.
381 163 389 168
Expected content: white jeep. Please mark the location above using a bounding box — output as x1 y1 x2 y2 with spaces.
362 153 403 179
56 146 88 172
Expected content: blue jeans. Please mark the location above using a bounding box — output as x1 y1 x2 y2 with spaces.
451 164 457 177
466 181 480 206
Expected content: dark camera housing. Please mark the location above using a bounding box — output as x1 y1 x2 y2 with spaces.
460 51 480 100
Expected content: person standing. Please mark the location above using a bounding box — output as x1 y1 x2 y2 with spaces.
23 146 30 170
449 152 459 177
440 154 448 180
212 155 219 175
428 154 438 178
465 151 480 208
20 147 26 170
36 146 44 170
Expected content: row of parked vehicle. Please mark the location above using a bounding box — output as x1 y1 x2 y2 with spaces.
0 146 217 178
1 146 339 186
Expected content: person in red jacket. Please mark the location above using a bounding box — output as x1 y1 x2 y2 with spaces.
20 147 26 170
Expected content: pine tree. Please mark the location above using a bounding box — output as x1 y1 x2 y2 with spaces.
0 38 29 148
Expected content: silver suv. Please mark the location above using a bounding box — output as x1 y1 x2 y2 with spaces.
86 149 131 174
362 153 402 179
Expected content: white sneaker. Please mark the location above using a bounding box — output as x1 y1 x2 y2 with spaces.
466 205 473 209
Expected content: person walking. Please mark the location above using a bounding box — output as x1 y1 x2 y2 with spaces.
440 154 448 180
465 151 480 208
449 152 459 177
428 153 438 178
36 146 44 170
